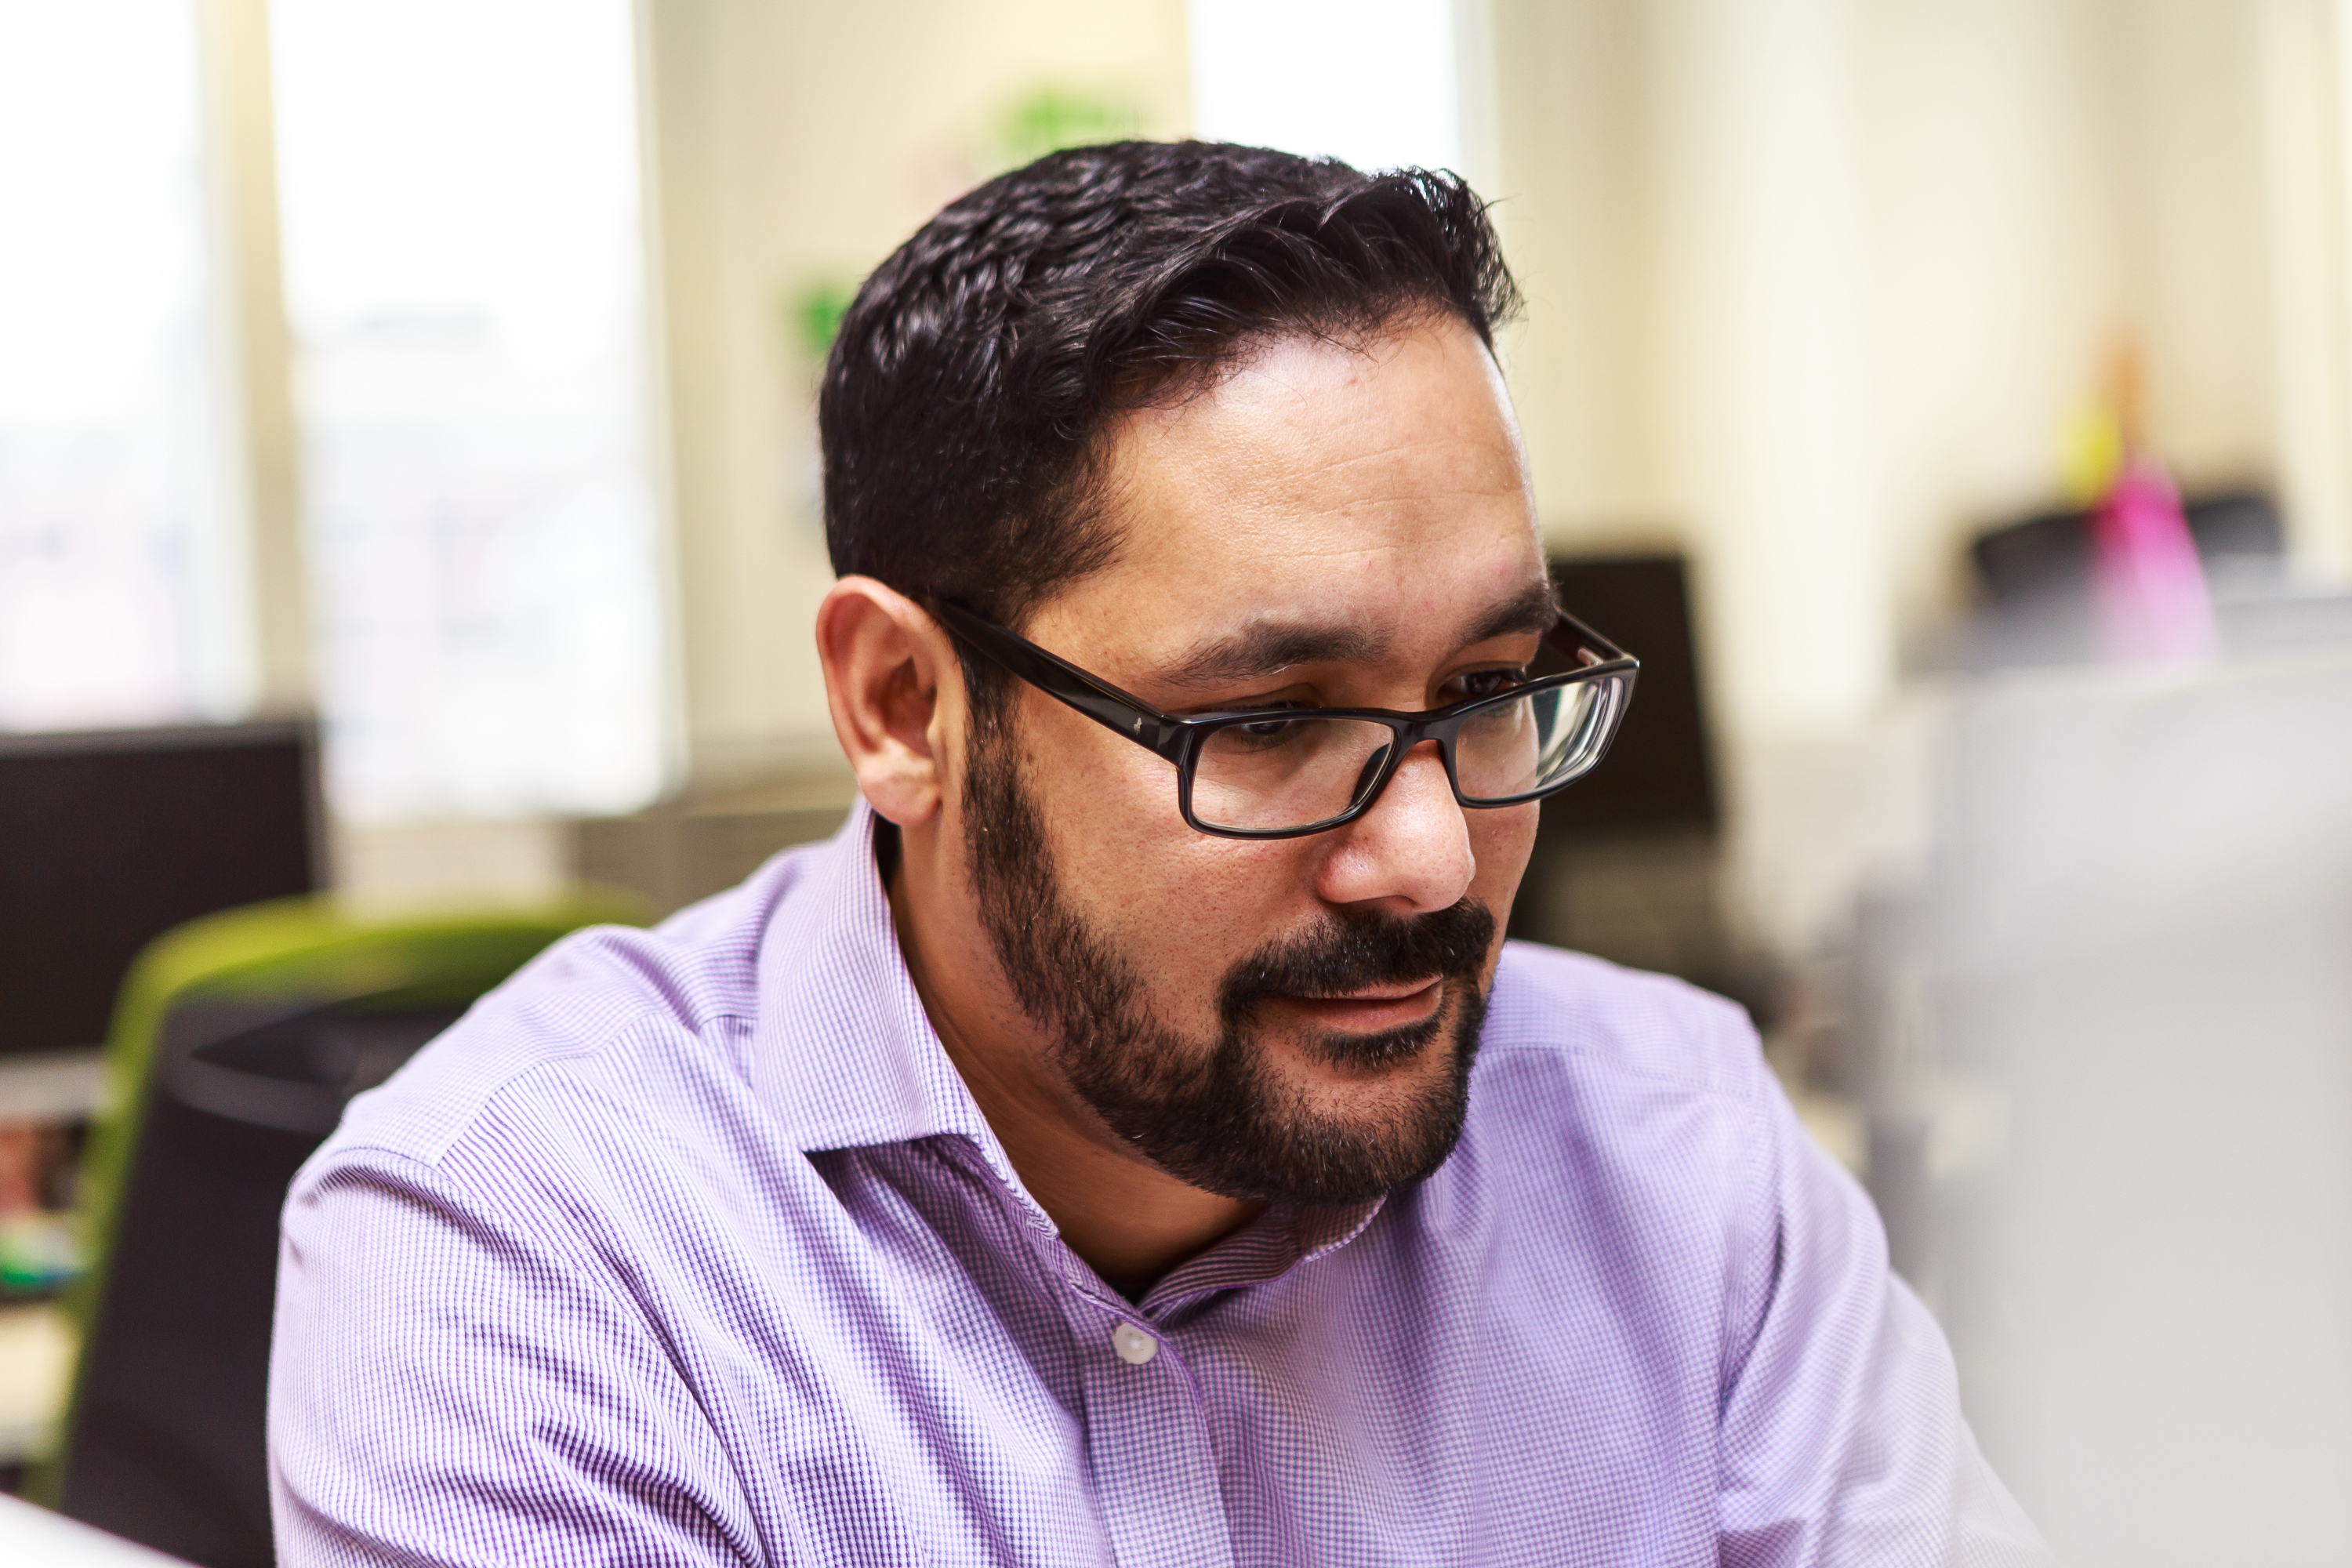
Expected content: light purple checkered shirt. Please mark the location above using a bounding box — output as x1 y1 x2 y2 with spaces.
270 804 2049 1566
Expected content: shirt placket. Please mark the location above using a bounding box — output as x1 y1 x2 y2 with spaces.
1056 1274 1237 1568
938 1136 1383 1568
932 1134 1240 1568
1034 1202 1384 1568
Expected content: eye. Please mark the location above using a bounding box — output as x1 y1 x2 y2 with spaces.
1171 681 1319 721
1218 712 1310 751
1445 667 1529 703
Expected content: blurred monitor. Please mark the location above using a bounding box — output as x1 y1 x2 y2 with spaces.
1509 554 1754 1014
1969 487 2285 608
1544 554 1718 836
0 721 321 1058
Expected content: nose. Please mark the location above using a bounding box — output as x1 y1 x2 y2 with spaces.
1313 739 1475 914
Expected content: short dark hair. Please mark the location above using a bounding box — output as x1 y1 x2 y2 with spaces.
819 140 1518 711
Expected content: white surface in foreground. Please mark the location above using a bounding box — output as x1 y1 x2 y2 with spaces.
1907 648 2352 1565
0 1302 75 1463
0 1494 189 1565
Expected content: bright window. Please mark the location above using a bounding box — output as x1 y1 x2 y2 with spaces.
1187 0 1467 175
0 1 227 730
271 0 667 821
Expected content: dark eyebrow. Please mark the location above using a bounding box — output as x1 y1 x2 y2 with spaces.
1461 578 1562 647
1156 578 1559 691
1161 621 1392 688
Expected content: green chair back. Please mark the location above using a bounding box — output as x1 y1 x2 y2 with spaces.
27 889 645 1566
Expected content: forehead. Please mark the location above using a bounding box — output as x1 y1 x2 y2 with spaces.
1041 317 1544 662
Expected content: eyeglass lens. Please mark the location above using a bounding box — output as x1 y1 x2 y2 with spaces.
1188 675 1628 833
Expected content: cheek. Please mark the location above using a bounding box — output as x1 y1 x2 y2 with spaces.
1029 711 1189 897
1032 716 1312 1008
1468 803 1539 920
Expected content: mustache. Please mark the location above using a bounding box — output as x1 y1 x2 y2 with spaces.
1218 898 1497 1028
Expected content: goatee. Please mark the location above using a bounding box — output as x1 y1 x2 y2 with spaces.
960 728 1493 1207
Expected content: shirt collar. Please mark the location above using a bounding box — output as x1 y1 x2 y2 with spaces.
746 797 1389 1269
749 800 1048 1228
1138 1196 1386 1315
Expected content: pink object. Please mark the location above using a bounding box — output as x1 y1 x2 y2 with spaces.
2092 455 2217 662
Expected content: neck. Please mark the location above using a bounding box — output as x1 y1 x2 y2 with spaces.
883 817 1262 1296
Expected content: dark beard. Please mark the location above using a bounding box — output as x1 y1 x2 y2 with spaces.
960 728 1494 1207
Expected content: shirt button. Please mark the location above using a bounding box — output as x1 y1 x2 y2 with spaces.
1110 1323 1158 1365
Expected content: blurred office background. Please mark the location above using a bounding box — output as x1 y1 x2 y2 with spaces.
4 1 2352 1563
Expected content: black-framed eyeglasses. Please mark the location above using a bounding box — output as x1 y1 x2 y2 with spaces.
933 599 1639 840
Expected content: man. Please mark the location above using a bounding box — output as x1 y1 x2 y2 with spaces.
270 142 2049 1565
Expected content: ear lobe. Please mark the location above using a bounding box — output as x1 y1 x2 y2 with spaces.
815 576 957 828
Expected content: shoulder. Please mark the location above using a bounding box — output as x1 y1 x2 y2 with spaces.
1392 944 1795 1408
1439 945 1792 1367
1450 942 1782 1253
313 843 826 1175
1479 939 1769 1103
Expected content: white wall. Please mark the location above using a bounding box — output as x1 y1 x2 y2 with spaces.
1492 0 2350 749
1484 0 2352 957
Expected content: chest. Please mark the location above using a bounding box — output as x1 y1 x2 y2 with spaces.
686 1167 1730 1568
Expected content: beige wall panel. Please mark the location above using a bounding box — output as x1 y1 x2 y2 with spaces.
196 0 309 718
1487 0 1676 551
2259 0 2352 579
2124 0 2280 490
1848 0 2136 632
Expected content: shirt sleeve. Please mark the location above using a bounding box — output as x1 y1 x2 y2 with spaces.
1717 1083 2058 1567
269 1147 761 1568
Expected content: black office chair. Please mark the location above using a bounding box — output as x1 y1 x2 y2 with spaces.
33 894 641 1567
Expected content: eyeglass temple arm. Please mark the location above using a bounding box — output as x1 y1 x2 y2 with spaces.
1549 612 1637 673
930 601 1193 760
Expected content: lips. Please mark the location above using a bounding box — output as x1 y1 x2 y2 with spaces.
1272 977 1446 1034
1294 978 1443 1007
1214 898 1497 1032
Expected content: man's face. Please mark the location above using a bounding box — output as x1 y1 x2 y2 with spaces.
952 315 1548 1206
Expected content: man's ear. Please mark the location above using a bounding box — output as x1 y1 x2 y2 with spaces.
815 576 960 828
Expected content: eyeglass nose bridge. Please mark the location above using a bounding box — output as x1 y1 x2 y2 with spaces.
1335 714 1474 827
